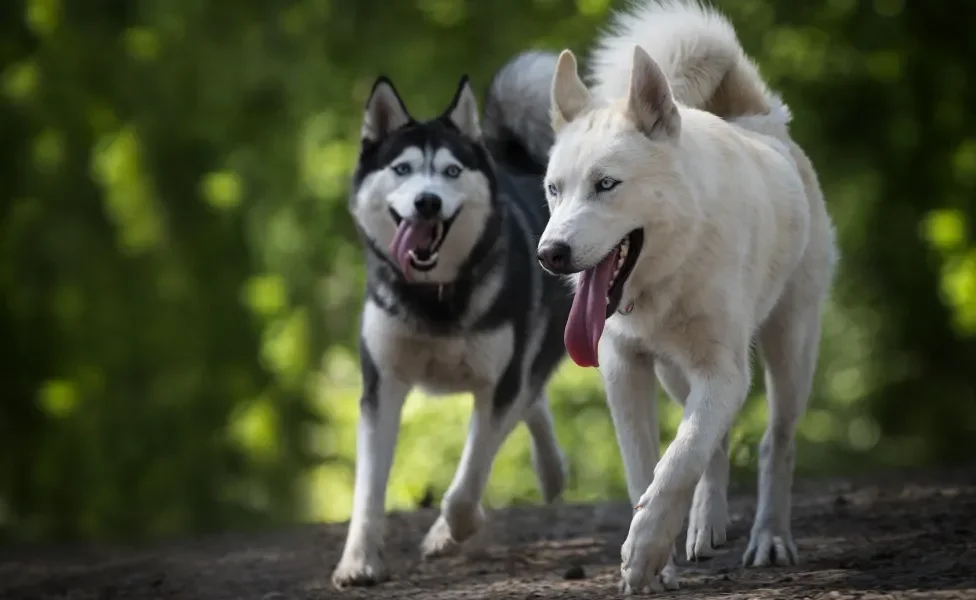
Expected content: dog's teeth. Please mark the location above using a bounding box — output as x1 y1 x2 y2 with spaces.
408 250 439 267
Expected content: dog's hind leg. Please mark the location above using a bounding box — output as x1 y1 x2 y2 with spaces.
524 395 567 503
657 363 731 561
421 373 532 558
744 286 822 567
332 365 410 588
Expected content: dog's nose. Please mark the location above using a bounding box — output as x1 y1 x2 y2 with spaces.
414 193 442 219
537 241 572 274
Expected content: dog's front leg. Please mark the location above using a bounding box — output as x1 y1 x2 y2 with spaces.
331 357 410 588
600 337 679 593
422 367 529 557
620 361 750 594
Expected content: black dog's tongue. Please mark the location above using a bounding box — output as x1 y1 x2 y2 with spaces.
389 221 436 281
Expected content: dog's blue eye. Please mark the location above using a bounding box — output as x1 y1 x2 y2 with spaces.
596 177 620 193
444 165 461 179
392 163 412 176
547 183 557 197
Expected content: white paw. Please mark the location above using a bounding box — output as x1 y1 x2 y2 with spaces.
420 497 485 558
442 495 485 543
685 487 729 560
619 555 679 595
619 508 681 594
743 525 798 567
332 544 387 588
420 515 461 558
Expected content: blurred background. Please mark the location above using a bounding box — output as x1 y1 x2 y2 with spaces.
2 0 975 544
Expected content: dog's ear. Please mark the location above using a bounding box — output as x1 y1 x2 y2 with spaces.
551 50 591 132
444 75 482 140
362 76 411 143
627 45 680 139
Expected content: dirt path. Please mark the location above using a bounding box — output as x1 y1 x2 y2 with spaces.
2 467 974 599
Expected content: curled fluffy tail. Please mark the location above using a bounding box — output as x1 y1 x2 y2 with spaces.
589 0 790 127
482 51 558 175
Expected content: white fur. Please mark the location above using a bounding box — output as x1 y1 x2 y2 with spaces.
541 0 837 593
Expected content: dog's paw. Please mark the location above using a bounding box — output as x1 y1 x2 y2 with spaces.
420 515 462 559
685 487 729 561
442 496 485 544
620 509 680 594
743 525 798 567
332 547 387 588
619 557 679 595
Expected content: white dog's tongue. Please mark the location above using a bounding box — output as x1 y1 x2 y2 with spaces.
564 250 617 368
389 221 436 281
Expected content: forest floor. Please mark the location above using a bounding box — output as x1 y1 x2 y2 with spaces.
2 466 974 599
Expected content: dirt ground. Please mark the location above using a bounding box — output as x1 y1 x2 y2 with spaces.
2 466 974 600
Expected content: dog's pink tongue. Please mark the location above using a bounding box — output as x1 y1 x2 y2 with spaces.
389 221 436 281
564 251 617 368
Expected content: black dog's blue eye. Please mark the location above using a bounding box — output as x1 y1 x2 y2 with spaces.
547 183 557 196
392 163 412 176
596 177 620 193
444 165 462 178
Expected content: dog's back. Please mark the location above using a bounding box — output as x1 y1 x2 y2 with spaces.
482 61 573 391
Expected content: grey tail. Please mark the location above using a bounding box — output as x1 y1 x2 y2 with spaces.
482 51 558 177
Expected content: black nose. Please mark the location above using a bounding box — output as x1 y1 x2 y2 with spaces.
414 193 442 219
537 241 572 274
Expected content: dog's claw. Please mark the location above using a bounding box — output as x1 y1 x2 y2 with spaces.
332 550 388 589
619 560 679 595
743 527 799 567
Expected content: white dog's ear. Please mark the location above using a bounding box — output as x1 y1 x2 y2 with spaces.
362 76 411 143
551 49 591 131
627 45 680 139
444 75 482 140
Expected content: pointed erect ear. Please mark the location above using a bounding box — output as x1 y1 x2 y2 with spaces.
444 75 482 140
627 45 680 139
362 76 411 143
551 49 591 132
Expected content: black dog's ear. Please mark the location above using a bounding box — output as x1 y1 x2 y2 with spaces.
442 75 481 140
362 76 411 142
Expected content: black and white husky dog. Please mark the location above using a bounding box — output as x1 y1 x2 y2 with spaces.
332 53 571 588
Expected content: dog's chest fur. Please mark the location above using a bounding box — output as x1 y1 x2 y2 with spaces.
362 301 514 395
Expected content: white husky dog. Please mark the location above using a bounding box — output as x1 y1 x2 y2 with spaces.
526 0 838 593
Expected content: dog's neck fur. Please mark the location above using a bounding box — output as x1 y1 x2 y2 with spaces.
362 201 507 330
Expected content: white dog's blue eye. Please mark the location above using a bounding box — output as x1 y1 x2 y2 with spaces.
392 163 412 176
444 165 462 178
547 183 557 196
596 177 620 192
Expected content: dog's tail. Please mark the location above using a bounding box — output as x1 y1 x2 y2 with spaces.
589 0 791 130
482 50 558 176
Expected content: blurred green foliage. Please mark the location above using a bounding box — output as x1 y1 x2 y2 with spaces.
2 0 976 543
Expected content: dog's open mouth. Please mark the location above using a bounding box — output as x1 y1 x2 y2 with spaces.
605 229 644 318
388 208 456 279
564 228 644 369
